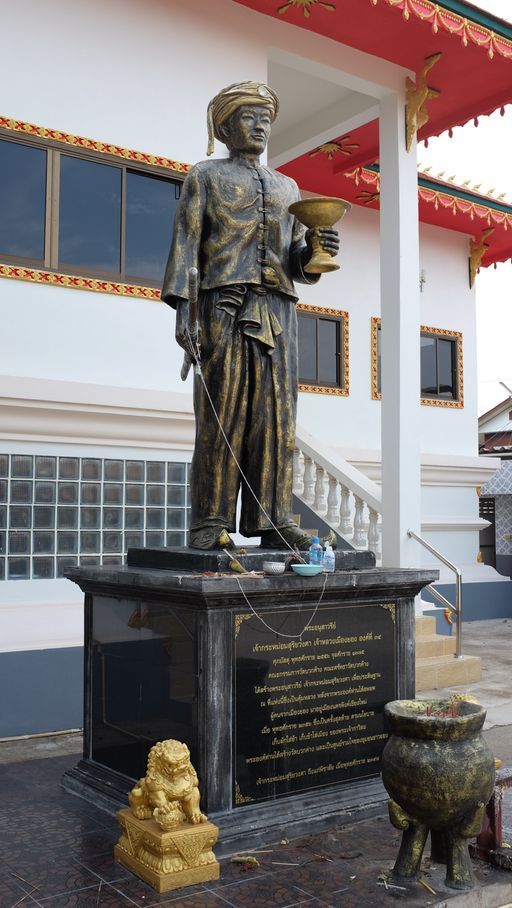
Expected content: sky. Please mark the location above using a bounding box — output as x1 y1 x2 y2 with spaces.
419 0 512 417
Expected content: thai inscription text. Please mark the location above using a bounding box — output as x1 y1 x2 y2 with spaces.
233 605 396 805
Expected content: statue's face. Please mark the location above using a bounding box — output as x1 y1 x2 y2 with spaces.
222 104 272 155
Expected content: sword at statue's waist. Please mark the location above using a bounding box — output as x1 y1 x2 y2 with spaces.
180 267 200 382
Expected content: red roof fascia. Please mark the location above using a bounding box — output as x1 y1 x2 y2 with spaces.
280 154 512 267
233 0 512 142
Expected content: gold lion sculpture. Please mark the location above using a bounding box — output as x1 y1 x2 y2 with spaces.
128 739 207 831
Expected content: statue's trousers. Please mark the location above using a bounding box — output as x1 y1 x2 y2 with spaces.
190 287 298 537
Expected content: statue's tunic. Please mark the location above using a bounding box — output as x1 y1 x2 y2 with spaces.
161 156 318 536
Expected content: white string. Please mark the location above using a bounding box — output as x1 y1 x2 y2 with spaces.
184 326 307 563
236 573 328 639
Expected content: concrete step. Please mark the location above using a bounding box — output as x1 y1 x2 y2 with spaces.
416 653 482 692
416 633 456 659
415 615 437 636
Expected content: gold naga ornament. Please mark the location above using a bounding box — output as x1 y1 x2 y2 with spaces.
469 227 494 288
405 53 442 152
115 739 220 893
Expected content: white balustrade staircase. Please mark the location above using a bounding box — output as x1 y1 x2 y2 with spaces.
293 425 481 692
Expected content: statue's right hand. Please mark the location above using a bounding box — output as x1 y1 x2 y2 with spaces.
175 299 190 351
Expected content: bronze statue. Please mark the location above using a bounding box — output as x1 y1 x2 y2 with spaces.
162 81 339 550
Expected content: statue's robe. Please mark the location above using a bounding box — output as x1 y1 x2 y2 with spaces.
161 156 318 536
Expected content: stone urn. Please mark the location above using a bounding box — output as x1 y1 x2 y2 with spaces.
381 698 495 890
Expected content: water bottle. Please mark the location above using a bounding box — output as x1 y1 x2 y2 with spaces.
308 536 323 566
323 542 335 573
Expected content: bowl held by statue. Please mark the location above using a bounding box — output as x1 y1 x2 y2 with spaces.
288 196 351 274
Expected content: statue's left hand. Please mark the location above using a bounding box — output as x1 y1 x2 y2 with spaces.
306 227 340 257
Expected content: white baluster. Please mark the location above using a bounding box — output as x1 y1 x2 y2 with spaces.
368 508 381 559
293 448 303 494
339 485 352 536
314 465 327 512
353 497 367 548
326 476 339 524
303 455 315 504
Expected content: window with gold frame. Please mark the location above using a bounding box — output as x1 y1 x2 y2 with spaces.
0 128 183 288
297 304 349 396
370 317 463 408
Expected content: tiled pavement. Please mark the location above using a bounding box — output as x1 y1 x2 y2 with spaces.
2 619 512 907
1 752 511 908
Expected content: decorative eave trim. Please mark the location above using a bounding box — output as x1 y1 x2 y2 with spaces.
369 0 512 61
346 165 512 229
419 187 512 230
0 116 190 174
371 318 464 408
274 0 512 59
296 303 349 396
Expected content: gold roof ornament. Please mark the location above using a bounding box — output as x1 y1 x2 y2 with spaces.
405 53 442 152
277 0 336 17
469 227 494 288
309 136 359 159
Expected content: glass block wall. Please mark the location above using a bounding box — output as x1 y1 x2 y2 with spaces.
0 454 190 580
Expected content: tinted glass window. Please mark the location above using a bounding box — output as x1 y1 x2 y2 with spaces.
0 139 46 260
318 318 339 385
438 337 456 397
298 315 316 382
420 335 437 396
59 156 121 272
125 171 179 281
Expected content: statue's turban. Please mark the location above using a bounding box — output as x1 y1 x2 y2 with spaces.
207 81 279 155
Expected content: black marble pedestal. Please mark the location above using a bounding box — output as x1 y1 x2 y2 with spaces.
62 552 437 854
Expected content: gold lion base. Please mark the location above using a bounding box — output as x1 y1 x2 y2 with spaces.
114 809 220 893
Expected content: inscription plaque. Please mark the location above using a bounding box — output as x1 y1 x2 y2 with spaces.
233 602 396 806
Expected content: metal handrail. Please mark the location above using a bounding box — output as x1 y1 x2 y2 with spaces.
407 528 462 659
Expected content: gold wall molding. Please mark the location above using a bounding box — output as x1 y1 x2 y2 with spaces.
371 317 464 408
0 263 160 302
370 316 382 401
0 115 190 174
296 303 349 396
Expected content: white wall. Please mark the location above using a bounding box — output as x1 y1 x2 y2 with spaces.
0 0 487 597
0 0 478 460
297 206 477 456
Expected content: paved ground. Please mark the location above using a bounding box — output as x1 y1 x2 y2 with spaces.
0 619 511 907
420 618 512 765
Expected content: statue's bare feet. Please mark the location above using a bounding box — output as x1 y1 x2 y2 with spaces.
261 525 313 551
189 527 234 550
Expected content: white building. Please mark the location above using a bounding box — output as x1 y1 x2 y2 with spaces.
479 394 512 577
1 0 511 735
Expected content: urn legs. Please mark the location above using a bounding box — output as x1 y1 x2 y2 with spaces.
388 799 488 890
